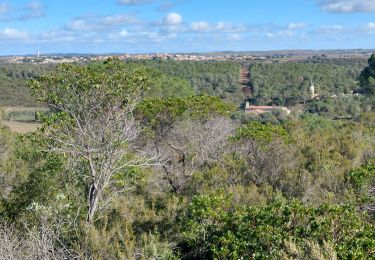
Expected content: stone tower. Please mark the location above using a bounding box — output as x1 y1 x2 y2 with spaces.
309 80 317 99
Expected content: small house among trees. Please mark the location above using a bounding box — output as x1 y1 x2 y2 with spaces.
245 102 291 115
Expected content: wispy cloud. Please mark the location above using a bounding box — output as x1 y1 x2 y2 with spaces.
366 22 375 30
0 27 29 40
23 1 46 19
317 0 375 13
118 0 154 5
66 14 139 31
267 30 293 38
0 1 46 21
312 25 346 34
0 2 9 15
266 22 306 39
187 21 248 33
288 23 306 30
361 22 375 34
190 21 210 32
156 0 186 12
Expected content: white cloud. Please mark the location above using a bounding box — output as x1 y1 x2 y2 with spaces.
330 25 344 30
227 34 241 40
66 19 89 31
134 31 177 42
361 22 375 34
36 30 76 43
366 22 375 30
318 0 375 13
66 14 139 31
258 23 305 38
119 29 129 36
0 28 29 40
0 3 9 14
118 0 153 5
157 0 185 12
216 22 227 30
101 14 138 26
216 22 247 32
313 25 345 34
188 21 248 33
266 30 293 38
190 21 210 32
24 1 45 19
288 23 306 30
163 12 182 26
109 29 129 39
0 1 45 21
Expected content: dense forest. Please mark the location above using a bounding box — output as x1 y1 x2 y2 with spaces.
0 64 56 106
244 58 372 120
249 59 367 104
0 56 375 259
0 60 242 106
129 60 242 102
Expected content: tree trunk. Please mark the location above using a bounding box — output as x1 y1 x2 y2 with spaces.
86 184 100 223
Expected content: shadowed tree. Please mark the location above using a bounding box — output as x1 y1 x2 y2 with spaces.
360 53 375 95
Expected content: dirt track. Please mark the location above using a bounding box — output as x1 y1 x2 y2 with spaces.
240 66 253 95
240 67 250 85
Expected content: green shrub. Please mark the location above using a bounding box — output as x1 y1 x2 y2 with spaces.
180 194 375 259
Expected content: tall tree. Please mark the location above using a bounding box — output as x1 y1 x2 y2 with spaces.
29 59 152 223
359 53 375 95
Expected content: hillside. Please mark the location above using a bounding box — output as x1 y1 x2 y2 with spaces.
0 58 374 258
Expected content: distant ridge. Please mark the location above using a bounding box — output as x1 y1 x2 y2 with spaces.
1 49 374 58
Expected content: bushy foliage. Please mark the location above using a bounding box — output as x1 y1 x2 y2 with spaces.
231 121 292 144
180 194 375 259
136 95 234 131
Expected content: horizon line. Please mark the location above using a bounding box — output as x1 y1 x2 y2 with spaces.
1 48 375 57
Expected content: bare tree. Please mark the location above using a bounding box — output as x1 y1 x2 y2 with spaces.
0 222 76 260
29 60 154 223
0 224 22 259
149 117 237 193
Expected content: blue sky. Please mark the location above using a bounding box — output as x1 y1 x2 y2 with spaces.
0 0 374 55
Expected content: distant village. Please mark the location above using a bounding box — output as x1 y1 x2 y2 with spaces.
0 53 270 64
1 49 373 65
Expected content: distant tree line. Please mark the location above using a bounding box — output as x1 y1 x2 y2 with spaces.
128 59 243 102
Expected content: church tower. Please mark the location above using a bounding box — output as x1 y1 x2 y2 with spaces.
309 80 317 99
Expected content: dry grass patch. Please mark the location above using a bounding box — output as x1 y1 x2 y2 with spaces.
1 120 40 134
